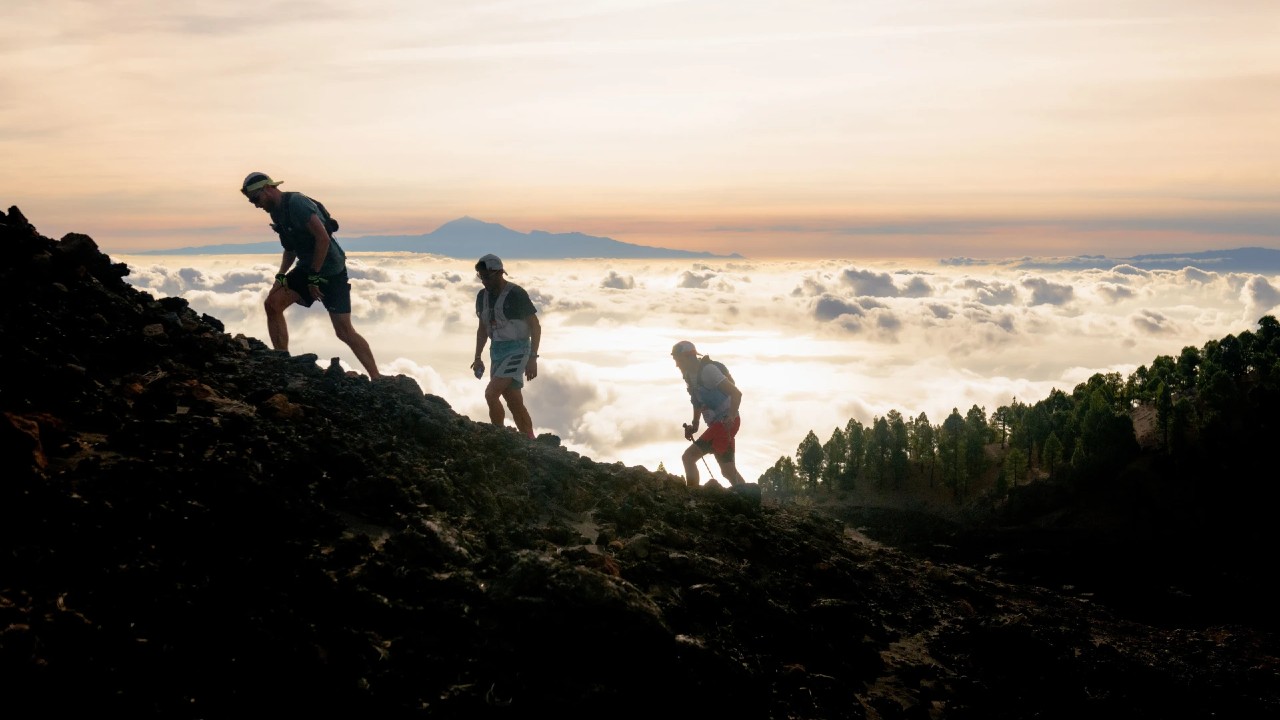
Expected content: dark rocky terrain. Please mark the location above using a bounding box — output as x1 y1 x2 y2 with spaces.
2 205 1277 719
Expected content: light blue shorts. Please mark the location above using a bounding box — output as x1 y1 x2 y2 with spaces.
490 339 531 389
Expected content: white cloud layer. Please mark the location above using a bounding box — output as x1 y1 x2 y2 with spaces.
119 253 1280 482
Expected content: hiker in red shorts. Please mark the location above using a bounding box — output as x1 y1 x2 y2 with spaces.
672 340 746 488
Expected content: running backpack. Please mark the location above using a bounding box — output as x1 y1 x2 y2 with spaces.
687 356 734 411
699 356 734 386
279 191 340 235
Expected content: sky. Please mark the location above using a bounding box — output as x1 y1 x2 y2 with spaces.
118 253 1280 481
4 1 1278 258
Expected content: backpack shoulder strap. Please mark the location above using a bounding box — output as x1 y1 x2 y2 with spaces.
308 196 338 234
698 356 732 386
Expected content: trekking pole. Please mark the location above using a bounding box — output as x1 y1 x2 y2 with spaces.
684 422 718 484
701 456 717 484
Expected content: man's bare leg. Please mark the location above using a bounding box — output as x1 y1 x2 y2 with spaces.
330 313 381 379
264 286 299 351
502 386 534 437
485 377 514 426
682 444 704 487
718 460 746 486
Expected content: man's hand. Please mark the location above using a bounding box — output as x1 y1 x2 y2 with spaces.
274 273 288 287
307 273 326 301
683 423 696 442
526 356 538 381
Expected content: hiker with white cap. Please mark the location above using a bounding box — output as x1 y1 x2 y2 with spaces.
241 172 381 379
472 254 541 438
672 341 746 488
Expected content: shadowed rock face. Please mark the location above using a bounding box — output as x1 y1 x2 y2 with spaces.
1 205 1277 719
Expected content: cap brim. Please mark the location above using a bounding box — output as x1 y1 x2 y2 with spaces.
240 179 283 196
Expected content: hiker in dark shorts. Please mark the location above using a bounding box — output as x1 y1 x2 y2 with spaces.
672 340 746 488
471 254 541 438
241 172 381 379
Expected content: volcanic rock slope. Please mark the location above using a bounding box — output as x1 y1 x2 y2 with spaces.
1 206 1277 719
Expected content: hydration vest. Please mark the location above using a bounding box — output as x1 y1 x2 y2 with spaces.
686 356 733 412
479 284 531 342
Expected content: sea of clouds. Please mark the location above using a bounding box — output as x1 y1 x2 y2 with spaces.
118 253 1280 482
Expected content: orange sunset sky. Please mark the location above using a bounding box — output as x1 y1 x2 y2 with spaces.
3 0 1277 258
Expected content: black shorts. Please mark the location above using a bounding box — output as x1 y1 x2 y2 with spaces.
286 266 352 314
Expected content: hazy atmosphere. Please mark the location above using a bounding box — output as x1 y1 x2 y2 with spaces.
8 4 1280 714
120 252 1280 478
5 1 1278 257
8 0 1279 476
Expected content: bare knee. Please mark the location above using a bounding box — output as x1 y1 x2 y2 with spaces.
502 390 526 411
484 386 505 406
265 291 293 315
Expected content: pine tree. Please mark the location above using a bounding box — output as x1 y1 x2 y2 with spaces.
796 430 824 492
820 427 847 489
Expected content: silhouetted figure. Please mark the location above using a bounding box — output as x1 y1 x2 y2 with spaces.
471 254 541 438
672 340 746 488
241 172 381 379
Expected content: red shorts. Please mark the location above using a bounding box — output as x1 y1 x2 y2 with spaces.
695 416 741 463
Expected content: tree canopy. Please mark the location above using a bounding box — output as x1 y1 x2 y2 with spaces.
758 316 1280 508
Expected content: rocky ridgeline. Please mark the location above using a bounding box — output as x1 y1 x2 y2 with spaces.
1 206 1276 718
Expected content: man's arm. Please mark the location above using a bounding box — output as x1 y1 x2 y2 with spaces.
685 402 702 441
686 368 704 435
525 314 541 380
473 317 488 371
276 250 296 279
303 214 331 301
304 214 330 273
719 378 742 420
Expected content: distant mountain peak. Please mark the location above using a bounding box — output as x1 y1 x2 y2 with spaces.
341 217 742 260
437 216 497 229
134 216 744 260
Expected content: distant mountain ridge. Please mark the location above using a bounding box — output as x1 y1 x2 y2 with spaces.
1012 246 1280 273
139 216 743 260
